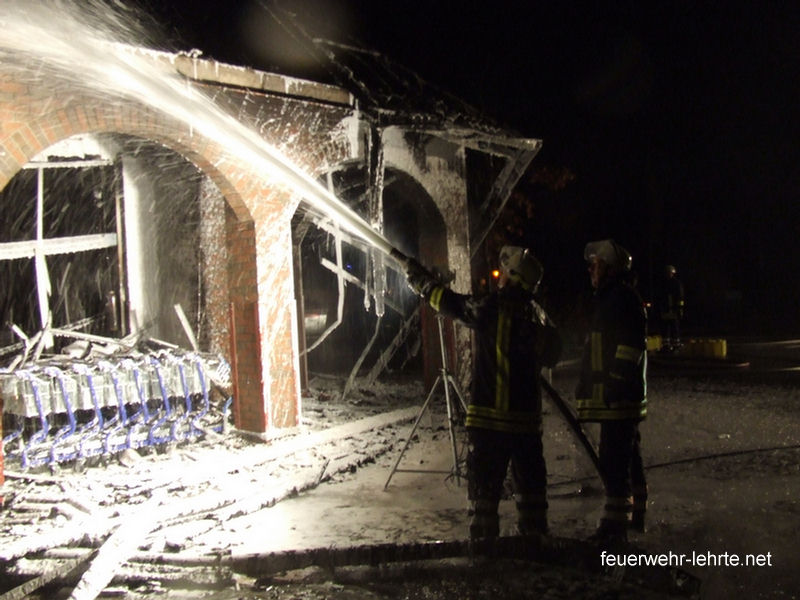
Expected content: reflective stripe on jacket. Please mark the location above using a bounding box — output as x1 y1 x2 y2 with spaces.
576 278 647 422
426 284 561 434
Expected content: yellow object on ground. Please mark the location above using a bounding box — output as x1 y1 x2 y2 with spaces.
682 338 727 359
646 335 663 351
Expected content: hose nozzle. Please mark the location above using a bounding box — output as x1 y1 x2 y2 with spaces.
389 247 411 270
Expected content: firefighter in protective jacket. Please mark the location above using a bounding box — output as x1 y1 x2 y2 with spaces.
660 264 685 351
577 239 648 543
404 246 561 539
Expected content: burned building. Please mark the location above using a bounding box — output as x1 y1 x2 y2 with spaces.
0 7 539 477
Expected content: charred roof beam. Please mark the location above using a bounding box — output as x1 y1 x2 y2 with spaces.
470 145 542 258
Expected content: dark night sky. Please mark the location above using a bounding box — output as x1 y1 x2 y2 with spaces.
139 1 800 335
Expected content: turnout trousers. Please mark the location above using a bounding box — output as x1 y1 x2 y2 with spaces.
598 419 647 533
466 426 548 538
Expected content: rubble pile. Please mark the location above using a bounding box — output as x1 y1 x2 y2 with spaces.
0 374 424 598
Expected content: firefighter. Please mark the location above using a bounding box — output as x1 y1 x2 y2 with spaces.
577 239 648 544
660 264 685 351
404 246 561 539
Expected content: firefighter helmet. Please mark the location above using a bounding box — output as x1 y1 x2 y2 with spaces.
584 239 633 271
499 246 543 292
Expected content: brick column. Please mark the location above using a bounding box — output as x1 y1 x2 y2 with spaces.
254 216 301 430
225 211 301 433
199 176 230 359
1 397 4 505
226 219 266 432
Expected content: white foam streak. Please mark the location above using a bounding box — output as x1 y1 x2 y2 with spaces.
0 2 393 255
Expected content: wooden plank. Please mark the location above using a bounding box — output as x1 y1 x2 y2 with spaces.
67 502 161 600
0 406 421 592
173 304 199 352
0 552 94 600
0 513 106 562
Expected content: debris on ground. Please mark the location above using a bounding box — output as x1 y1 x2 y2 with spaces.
2 363 800 598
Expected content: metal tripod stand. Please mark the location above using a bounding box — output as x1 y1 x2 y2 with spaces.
384 313 467 489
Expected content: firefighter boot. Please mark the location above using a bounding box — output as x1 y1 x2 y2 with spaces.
630 510 646 533
630 485 647 533
469 509 500 559
517 493 549 536
589 494 631 544
469 499 500 540
518 516 549 537
588 518 628 545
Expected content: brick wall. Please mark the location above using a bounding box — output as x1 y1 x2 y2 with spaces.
0 52 355 442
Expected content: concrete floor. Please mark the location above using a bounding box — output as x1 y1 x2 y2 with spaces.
2 341 800 598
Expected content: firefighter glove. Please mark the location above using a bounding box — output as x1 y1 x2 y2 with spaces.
405 258 438 297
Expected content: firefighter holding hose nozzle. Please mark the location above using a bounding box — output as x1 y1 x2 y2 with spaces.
401 246 561 540
577 239 648 545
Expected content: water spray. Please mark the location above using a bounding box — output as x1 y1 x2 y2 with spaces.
0 2 410 266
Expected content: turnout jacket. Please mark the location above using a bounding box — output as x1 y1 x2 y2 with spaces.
576 277 647 422
660 277 685 320
424 284 561 433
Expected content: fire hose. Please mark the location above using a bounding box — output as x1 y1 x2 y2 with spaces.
540 376 604 485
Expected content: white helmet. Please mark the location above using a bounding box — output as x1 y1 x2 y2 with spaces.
584 239 632 271
666 264 677 275
499 246 543 292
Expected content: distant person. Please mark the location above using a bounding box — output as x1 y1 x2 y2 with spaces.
660 265 685 352
404 246 561 540
576 239 648 544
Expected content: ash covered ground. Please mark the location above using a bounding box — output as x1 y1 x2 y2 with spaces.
2 345 800 599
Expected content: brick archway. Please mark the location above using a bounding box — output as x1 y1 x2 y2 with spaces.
0 59 354 434
0 46 528 441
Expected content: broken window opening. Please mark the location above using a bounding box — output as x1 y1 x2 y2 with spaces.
294 166 436 378
0 160 124 359
303 217 346 355
298 211 418 380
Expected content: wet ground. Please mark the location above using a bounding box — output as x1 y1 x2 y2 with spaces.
2 339 800 598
